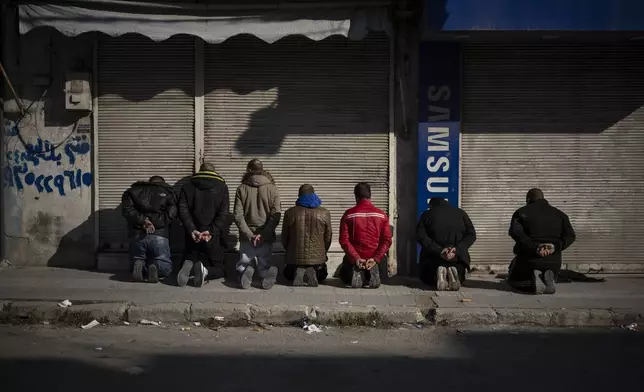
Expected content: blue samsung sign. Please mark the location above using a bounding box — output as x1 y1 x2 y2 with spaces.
425 0 644 31
417 42 461 220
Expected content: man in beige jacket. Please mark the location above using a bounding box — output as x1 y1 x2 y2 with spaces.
234 159 281 289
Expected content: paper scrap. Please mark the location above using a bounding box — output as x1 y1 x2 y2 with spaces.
81 320 100 330
213 316 225 321
194 322 201 327
139 319 161 326
58 299 72 308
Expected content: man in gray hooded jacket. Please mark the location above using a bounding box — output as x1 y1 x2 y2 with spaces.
234 159 281 289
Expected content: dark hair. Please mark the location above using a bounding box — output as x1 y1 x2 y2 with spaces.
354 182 371 200
247 158 263 174
429 197 446 207
526 188 544 203
148 176 165 184
298 184 315 196
199 162 215 172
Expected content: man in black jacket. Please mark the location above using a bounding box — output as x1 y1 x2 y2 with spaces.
178 163 231 288
122 176 177 283
417 198 476 291
508 188 576 294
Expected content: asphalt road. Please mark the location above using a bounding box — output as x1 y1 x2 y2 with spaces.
0 324 642 391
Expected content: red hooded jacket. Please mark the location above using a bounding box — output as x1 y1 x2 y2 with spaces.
339 199 392 264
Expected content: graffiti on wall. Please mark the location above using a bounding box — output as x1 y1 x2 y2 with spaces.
4 120 92 196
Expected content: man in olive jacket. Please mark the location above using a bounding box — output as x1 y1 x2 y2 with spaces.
281 184 332 287
234 159 281 290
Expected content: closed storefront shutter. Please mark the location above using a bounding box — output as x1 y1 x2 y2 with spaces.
461 43 644 271
97 35 195 250
203 34 390 252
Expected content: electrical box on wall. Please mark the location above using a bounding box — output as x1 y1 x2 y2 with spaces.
64 72 92 111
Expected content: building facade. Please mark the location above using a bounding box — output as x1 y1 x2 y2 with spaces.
419 0 644 273
2 1 421 275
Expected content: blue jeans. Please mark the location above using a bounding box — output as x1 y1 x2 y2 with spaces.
236 241 273 278
130 233 173 278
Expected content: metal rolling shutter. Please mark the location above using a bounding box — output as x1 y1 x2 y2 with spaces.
462 43 644 271
97 35 195 250
204 34 390 251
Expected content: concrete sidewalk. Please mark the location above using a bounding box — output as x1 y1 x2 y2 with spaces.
1 267 643 327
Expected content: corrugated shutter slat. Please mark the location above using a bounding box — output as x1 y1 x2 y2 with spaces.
462 43 644 267
98 35 195 250
204 34 390 251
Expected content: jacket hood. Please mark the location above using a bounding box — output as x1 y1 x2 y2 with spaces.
242 171 275 187
131 181 173 192
296 193 322 209
191 170 225 190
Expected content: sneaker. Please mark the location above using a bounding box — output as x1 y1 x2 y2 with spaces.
261 266 278 290
351 268 364 288
177 260 193 287
543 270 556 294
305 267 318 287
132 260 144 282
240 265 255 290
148 264 159 283
435 266 448 291
368 264 381 289
193 261 207 288
293 267 306 287
533 270 546 295
447 266 461 291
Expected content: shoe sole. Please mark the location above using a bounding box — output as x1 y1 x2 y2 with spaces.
368 266 381 289
241 266 255 290
447 266 461 291
132 260 144 282
436 266 448 291
533 270 546 295
177 261 193 287
293 268 305 287
148 264 159 283
351 270 364 288
261 266 278 290
305 267 318 287
543 270 556 294
193 262 205 288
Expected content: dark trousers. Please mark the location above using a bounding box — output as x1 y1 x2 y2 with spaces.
419 259 467 287
283 264 328 283
507 255 562 290
182 234 225 279
130 233 173 278
339 255 388 285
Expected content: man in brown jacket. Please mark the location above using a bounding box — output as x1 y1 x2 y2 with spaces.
282 184 332 287
234 159 281 290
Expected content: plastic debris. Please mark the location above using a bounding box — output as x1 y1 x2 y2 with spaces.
460 298 472 303
81 320 100 330
139 319 161 326
43 321 50 325
194 322 201 327
213 316 225 321
338 301 349 305
350 341 358 344
623 323 638 332
123 321 130 326
181 327 191 331
302 320 323 334
94 347 103 351
58 299 72 308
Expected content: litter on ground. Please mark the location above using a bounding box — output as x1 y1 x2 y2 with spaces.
139 319 161 326
57 299 72 308
81 320 100 330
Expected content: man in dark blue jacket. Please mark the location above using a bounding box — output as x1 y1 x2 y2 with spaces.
178 163 232 288
122 176 177 283
508 188 576 294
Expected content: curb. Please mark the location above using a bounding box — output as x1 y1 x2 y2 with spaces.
1 301 642 328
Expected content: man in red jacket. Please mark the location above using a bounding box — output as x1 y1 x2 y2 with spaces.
339 182 392 288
